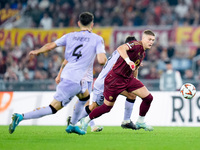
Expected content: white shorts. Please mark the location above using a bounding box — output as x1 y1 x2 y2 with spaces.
81 79 93 93
92 87 104 106
54 79 81 107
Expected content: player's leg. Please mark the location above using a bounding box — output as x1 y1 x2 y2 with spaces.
81 98 114 132
81 72 125 133
66 80 92 135
23 99 62 119
130 85 154 131
9 79 82 134
78 91 104 121
67 100 91 126
70 89 90 125
120 91 136 130
9 99 62 134
88 102 104 132
69 80 92 125
79 92 104 132
66 90 90 135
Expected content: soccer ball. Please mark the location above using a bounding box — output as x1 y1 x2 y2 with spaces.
180 83 196 99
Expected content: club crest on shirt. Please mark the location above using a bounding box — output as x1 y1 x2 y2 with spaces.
109 96 113 100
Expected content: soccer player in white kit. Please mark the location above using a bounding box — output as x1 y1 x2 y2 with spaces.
55 59 103 132
9 12 107 135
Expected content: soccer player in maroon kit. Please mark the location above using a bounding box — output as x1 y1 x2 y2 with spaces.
81 30 156 132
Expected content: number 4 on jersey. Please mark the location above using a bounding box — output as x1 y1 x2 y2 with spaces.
73 44 83 60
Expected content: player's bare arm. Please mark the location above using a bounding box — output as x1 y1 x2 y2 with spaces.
97 53 107 65
29 42 57 56
117 44 135 70
55 59 68 84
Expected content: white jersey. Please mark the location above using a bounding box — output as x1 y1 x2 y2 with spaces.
94 50 120 93
55 30 105 83
82 62 93 82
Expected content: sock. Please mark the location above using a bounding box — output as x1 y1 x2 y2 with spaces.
23 106 53 120
137 115 145 123
89 120 95 127
89 103 113 119
84 116 91 124
124 98 135 121
71 100 87 125
139 94 153 116
78 105 90 121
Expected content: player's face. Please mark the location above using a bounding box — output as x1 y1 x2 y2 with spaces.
143 35 155 50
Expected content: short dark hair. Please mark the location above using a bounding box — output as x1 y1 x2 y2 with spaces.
164 59 171 64
79 12 94 26
125 36 137 43
143 30 155 36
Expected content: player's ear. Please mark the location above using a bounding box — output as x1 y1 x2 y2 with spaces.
78 21 81 27
91 22 94 28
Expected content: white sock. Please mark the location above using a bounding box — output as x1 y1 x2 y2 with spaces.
85 116 91 124
89 120 95 127
137 115 145 123
23 106 53 119
124 100 134 121
78 106 90 121
71 100 87 125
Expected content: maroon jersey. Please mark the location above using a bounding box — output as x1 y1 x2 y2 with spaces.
112 41 145 78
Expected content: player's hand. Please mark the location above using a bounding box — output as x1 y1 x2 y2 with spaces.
55 76 61 84
128 61 135 71
29 50 39 56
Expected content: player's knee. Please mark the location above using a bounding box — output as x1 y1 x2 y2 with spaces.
126 98 136 103
49 105 57 114
79 95 90 101
89 102 98 111
102 103 113 113
126 93 136 100
142 93 153 104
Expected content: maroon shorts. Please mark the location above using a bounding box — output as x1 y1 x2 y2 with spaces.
103 70 144 102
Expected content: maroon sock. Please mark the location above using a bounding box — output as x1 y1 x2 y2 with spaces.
139 94 153 116
89 103 113 119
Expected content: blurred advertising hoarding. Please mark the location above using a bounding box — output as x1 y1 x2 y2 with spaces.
0 91 200 126
112 26 200 50
112 26 174 49
0 27 112 48
1 26 200 51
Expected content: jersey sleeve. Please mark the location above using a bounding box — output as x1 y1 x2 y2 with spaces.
54 34 68 46
96 36 106 54
126 41 143 51
126 41 135 49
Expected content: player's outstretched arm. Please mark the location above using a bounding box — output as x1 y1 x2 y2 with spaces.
55 59 68 84
29 42 57 56
117 44 135 70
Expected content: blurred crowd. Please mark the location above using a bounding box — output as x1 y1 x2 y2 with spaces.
1 0 200 84
1 0 200 28
0 36 63 82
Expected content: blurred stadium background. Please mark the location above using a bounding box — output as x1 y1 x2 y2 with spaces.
0 0 200 127
1 2 200 149
1 0 200 91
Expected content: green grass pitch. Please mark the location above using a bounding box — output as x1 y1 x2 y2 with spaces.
0 126 199 150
